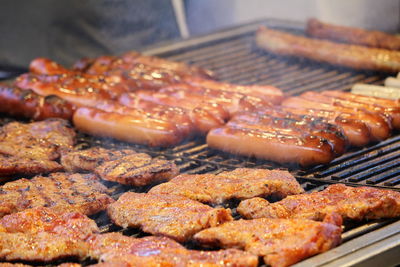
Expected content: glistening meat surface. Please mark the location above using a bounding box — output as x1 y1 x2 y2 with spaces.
107 192 233 242
0 207 99 261
194 215 342 267
149 168 304 204
0 172 113 217
238 184 400 221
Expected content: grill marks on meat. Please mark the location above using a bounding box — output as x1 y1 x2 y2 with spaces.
238 184 400 221
256 26 400 73
0 154 62 176
61 147 178 186
95 153 178 186
0 207 99 262
107 192 233 242
0 119 75 160
61 147 136 172
194 215 342 267
87 233 258 267
149 168 304 204
0 119 75 177
0 172 113 217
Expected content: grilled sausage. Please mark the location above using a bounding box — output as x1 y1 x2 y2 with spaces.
73 107 183 147
321 90 400 129
281 101 372 147
29 58 72 75
159 83 271 115
16 73 120 107
256 26 400 73
95 100 193 138
135 90 229 133
207 126 335 167
230 112 348 155
186 77 284 104
287 95 391 141
122 51 214 79
0 85 75 120
306 18 400 51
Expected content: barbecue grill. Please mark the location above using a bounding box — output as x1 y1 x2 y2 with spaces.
1 18 400 266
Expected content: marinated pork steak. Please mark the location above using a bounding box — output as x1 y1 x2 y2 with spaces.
88 232 258 267
0 154 62 176
0 172 113 217
107 192 233 242
149 168 304 204
95 153 179 186
238 184 400 221
0 119 75 160
61 147 136 172
194 215 342 267
0 207 99 262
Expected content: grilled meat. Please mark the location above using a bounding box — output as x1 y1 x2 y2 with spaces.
88 233 258 267
107 192 233 242
207 126 335 167
194 215 342 267
149 168 304 204
0 119 75 160
0 85 75 121
95 153 179 186
238 184 400 221
307 18 400 51
0 172 113 217
256 26 400 73
61 147 136 172
0 207 99 261
229 111 348 155
73 107 184 147
0 154 62 176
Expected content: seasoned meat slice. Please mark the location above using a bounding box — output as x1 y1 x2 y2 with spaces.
0 172 113 217
0 154 62 176
61 147 136 172
0 207 99 262
88 233 258 267
149 168 304 204
194 215 342 267
107 192 233 242
0 119 75 160
238 184 400 221
95 153 179 186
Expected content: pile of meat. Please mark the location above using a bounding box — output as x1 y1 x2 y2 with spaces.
1 51 399 167
0 152 399 267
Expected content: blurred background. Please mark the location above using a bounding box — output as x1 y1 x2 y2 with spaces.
0 0 399 68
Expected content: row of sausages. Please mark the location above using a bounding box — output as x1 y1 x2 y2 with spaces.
1 51 399 167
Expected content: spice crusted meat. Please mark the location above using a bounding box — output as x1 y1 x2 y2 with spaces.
0 207 99 262
0 172 113 217
149 168 304 204
0 154 62 176
107 192 233 242
88 232 258 267
238 184 400 221
194 215 342 267
0 119 75 160
61 147 136 172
